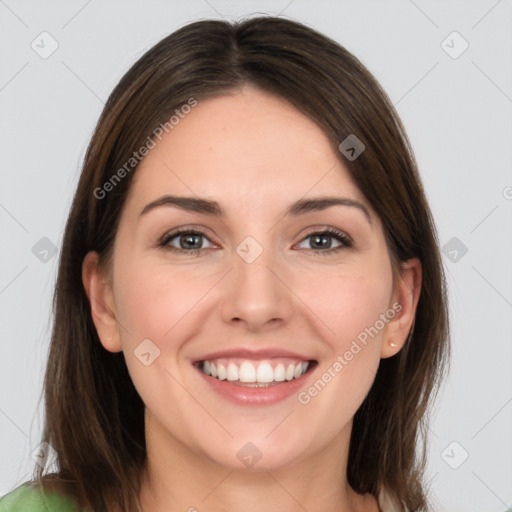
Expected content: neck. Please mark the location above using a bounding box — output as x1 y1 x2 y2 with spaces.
137 411 379 512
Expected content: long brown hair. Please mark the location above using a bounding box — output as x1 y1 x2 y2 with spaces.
31 16 449 511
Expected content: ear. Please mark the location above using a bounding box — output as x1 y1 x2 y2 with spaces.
82 251 122 353
381 257 422 358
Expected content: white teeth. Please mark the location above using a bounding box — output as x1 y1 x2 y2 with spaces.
239 361 256 382
227 363 239 381
201 359 310 383
217 363 227 380
274 363 286 381
256 362 274 383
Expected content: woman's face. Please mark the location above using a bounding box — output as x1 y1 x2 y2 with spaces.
85 86 418 471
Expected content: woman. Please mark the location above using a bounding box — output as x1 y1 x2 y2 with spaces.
0 16 449 512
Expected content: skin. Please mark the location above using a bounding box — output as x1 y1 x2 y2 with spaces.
83 85 421 512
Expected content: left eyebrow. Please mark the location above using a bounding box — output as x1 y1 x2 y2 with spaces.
140 195 223 217
139 194 372 225
286 196 372 225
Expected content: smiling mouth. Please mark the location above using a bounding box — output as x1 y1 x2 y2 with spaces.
193 358 318 387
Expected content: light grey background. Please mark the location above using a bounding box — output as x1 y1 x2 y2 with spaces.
1 1 511 510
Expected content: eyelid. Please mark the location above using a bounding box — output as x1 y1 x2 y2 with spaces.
157 227 217 249
295 227 353 252
298 225 353 244
158 223 216 239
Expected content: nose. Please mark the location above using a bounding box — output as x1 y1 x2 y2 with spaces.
220 241 295 333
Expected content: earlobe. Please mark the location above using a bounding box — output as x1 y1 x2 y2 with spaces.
82 251 122 353
381 257 422 359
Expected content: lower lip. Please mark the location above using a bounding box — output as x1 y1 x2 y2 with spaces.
194 364 316 406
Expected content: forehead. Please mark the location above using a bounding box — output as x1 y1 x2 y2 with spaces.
128 87 370 216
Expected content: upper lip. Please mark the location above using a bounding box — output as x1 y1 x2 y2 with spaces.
193 348 316 362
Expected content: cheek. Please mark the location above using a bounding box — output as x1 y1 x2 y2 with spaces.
295 257 392 399
292 269 392 437
111 260 209 425
299 261 393 351
113 256 208 342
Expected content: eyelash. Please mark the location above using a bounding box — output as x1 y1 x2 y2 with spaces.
157 227 353 257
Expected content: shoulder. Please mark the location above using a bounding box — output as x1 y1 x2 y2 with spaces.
0 481 78 512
